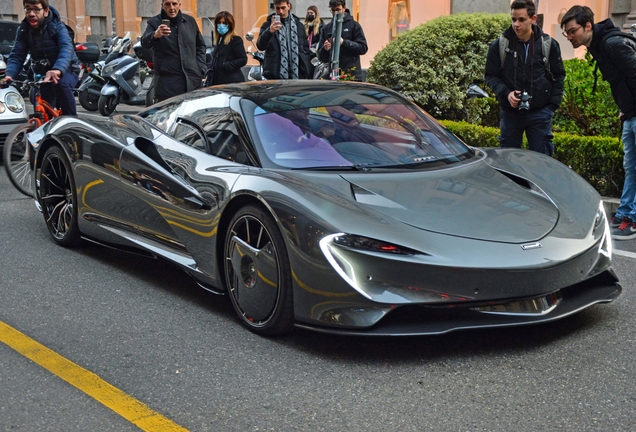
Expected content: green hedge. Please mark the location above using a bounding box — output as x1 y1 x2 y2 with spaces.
440 120 624 197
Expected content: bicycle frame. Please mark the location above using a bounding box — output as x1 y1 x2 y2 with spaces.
30 85 61 127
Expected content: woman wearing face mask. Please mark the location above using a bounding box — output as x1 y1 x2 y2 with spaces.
205 11 247 86
304 6 324 51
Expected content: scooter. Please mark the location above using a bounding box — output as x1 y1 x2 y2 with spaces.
245 33 265 81
97 39 153 116
78 34 130 112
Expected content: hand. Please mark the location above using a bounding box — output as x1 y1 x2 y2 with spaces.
269 17 282 33
43 70 61 84
508 91 520 109
154 24 171 39
1 75 13 86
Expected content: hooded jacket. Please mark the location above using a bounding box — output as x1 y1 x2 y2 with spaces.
588 18 636 120
317 10 368 81
6 6 78 79
141 10 206 93
485 24 565 113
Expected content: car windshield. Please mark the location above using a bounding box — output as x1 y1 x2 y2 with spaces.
246 98 474 170
0 21 19 55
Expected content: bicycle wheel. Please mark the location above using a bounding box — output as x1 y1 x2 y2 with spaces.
3 123 35 197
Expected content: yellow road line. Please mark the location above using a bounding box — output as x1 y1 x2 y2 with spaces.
0 321 188 432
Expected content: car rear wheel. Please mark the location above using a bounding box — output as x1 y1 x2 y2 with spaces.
3 123 35 197
224 205 294 335
38 146 81 246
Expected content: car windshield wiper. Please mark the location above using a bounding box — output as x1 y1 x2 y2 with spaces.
291 165 369 171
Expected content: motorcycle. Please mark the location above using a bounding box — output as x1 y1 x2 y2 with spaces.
77 34 129 112
97 37 154 116
245 33 265 81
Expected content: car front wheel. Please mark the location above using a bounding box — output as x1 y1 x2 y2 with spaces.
224 205 294 335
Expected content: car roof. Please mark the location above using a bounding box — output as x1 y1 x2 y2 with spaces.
170 81 408 112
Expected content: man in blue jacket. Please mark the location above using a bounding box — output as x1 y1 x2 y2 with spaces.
2 0 79 115
561 5 636 240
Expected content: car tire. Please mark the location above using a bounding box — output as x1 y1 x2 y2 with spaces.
38 146 81 247
224 205 294 336
78 83 101 111
3 123 35 197
98 94 117 116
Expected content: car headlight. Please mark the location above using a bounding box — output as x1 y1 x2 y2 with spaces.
4 91 25 113
331 234 418 255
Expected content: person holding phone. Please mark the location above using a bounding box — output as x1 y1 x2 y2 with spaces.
256 0 311 79
141 0 206 102
317 0 368 81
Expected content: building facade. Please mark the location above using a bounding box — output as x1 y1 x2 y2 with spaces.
1 0 633 66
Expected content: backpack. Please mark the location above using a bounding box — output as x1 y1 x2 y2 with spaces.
591 29 636 92
499 33 552 79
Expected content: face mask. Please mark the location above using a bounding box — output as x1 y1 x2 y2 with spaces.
217 24 229 35
306 14 315 21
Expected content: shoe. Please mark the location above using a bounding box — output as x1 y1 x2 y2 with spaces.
610 214 628 228
611 219 636 240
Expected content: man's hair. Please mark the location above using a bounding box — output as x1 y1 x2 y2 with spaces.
273 0 290 5
510 0 536 18
24 0 48 8
329 0 346 8
560 5 594 29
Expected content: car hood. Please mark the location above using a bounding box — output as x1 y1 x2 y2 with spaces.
340 161 558 243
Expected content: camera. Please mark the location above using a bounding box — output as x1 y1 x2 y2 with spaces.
517 91 532 113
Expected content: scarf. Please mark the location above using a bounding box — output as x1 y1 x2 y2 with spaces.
276 16 299 79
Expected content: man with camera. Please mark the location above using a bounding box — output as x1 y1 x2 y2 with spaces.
256 0 311 80
2 0 79 115
485 0 565 156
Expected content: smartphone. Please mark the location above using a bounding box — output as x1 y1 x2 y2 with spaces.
274 14 280 23
162 19 170 27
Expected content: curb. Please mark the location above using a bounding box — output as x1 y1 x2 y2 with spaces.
603 197 619 217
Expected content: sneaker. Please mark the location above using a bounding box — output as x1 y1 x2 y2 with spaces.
611 219 636 240
610 214 628 228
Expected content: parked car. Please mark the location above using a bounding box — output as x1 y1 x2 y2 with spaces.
26 81 621 336
0 20 20 58
0 57 28 158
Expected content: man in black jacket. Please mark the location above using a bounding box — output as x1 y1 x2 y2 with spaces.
141 0 206 102
561 5 636 240
485 0 565 156
317 0 368 81
257 0 310 79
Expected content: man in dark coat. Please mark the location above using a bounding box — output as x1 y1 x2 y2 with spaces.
561 5 636 240
2 0 79 115
141 0 206 102
484 0 565 156
317 0 368 81
256 0 311 79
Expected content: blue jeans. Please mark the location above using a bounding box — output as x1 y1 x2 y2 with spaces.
36 71 79 116
616 117 636 221
499 106 554 156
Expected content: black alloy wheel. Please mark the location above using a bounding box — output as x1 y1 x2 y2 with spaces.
38 146 81 246
224 205 294 335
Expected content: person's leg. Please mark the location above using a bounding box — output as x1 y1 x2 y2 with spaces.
525 106 554 156
498 109 524 148
52 71 79 115
619 118 636 222
38 82 57 111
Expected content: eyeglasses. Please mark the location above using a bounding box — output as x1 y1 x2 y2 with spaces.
24 7 43 14
562 25 581 38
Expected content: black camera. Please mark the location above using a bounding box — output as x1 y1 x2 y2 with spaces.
517 91 532 113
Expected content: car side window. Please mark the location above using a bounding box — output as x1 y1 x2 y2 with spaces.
172 120 207 152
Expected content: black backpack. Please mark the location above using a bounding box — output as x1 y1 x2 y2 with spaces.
499 33 553 80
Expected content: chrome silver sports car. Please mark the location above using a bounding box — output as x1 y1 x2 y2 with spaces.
28 81 620 336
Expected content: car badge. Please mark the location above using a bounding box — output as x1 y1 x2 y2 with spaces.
521 242 543 250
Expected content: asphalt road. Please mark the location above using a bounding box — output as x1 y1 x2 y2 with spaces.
0 167 635 431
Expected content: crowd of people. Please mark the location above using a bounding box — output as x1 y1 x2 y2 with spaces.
2 0 636 240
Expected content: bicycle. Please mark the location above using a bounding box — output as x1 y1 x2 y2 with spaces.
3 78 61 197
